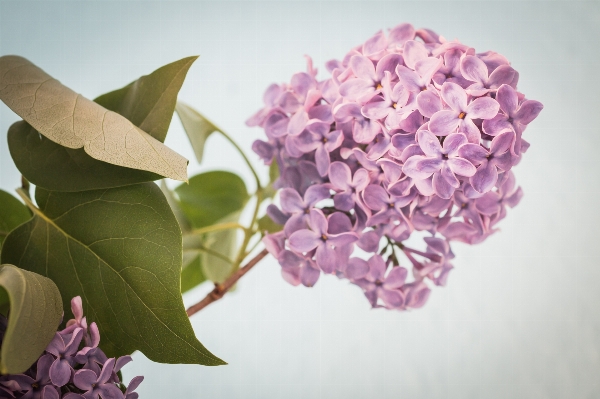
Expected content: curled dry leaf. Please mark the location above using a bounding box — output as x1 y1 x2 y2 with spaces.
0 56 188 181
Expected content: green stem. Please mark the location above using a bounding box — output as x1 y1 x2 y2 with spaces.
188 222 246 236
219 130 262 190
185 247 234 265
233 189 263 268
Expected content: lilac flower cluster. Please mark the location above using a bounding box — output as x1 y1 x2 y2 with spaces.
0 297 143 399
250 23 542 310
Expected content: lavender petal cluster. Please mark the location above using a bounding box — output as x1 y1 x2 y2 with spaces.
0 297 143 399
250 23 542 310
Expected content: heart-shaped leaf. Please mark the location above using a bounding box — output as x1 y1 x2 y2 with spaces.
8 121 163 192
1 182 225 366
0 190 30 249
176 171 249 229
95 57 198 143
180 254 207 293
258 214 283 234
0 56 188 181
0 264 63 374
176 102 221 164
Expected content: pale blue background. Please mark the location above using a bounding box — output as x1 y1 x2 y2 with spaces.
1 1 598 398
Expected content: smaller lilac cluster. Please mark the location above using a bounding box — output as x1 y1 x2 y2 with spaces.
250 23 542 310
0 297 143 399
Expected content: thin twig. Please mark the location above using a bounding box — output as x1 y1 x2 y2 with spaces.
186 248 269 316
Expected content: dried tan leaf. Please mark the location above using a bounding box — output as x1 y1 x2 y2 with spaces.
0 56 188 181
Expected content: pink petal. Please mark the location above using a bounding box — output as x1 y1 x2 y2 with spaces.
495 84 519 115
415 57 443 83
367 255 387 281
460 55 488 84
363 30 387 59
289 230 321 252
353 118 381 143
514 100 544 125
457 118 482 143
505 186 523 208
328 232 358 247
329 162 351 190
482 114 512 136
375 53 403 81
490 131 515 155
277 91 302 113
384 267 408 288
291 72 315 99
333 102 362 122
429 110 459 136
416 90 442 118
414 176 435 196
378 159 403 183
403 156 443 180
391 82 410 105
362 99 392 120
380 289 404 309
475 191 501 215
305 185 330 207
440 162 460 188
363 184 389 210
300 265 320 287
432 170 455 199
339 78 374 101
388 23 415 47
73 369 96 391
280 188 305 213
442 133 468 156
440 82 468 112
346 258 369 279
395 65 422 92
447 157 476 177
403 40 428 70
287 109 308 136
353 168 370 191
417 130 443 157
309 209 328 236
466 97 499 120
316 244 337 273
470 161 498 194
487 65 516 89
315 146 330 176
458 144 488 165
349 54 376 81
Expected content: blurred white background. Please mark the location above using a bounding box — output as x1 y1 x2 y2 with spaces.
1 1 599 398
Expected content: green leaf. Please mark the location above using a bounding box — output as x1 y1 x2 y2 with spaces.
0 190 31 249
8 121 163 192
0 56 188 181
95 57 198 143
201 213 239 283
257 214 283 234
176 171 249 229
0 264 63 374
1 182 225 366
180 254 206 293
176 102 221 163
160 180 191 233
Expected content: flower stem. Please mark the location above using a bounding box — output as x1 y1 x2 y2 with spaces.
186 248 269 316
188 222 247 236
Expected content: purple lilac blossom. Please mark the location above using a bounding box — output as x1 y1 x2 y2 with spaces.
0 297 142 398
248 22 543 311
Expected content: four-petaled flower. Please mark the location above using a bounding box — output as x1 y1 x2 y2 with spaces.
429 82 500 143
403 131 476 199
289 209 358 273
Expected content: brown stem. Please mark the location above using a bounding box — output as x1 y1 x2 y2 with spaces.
186 248 269 317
